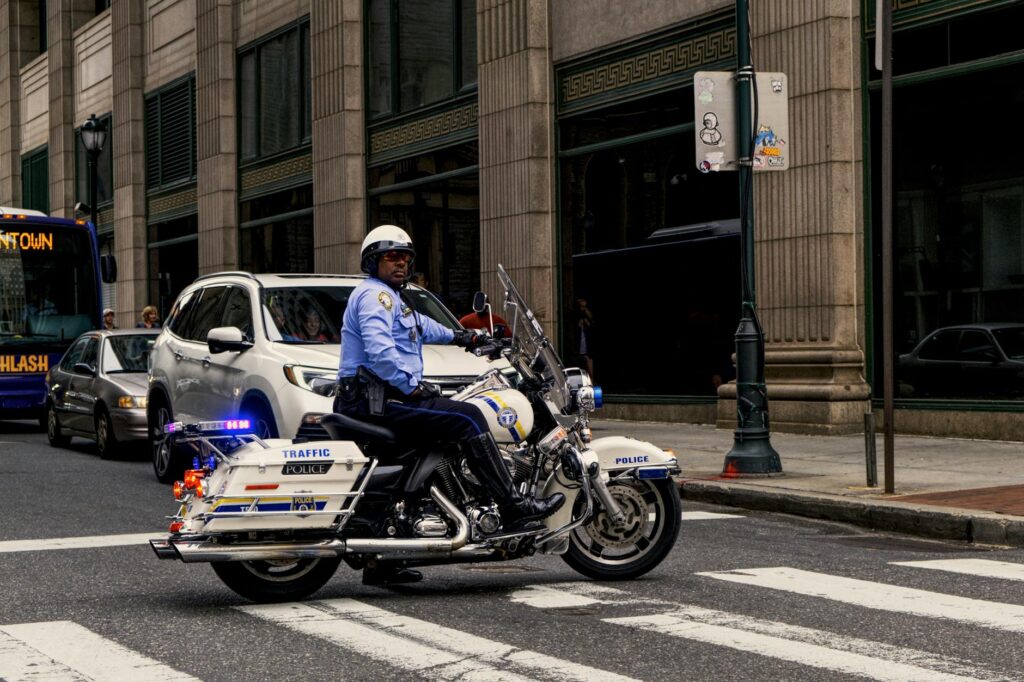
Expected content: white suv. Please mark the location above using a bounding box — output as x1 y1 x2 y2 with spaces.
147 272 495 482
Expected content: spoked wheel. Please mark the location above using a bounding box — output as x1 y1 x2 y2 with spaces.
46 402 71 448
151 403 185 483
562 479 680 580
211 557 342 603
95 408 119 460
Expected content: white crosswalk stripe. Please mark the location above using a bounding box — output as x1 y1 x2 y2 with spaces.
681 510 743 520
510 582 1016 682
0 621 198 682
892 558 1024 581
0 533 159 553
238 598 640 682
699 566 1024 632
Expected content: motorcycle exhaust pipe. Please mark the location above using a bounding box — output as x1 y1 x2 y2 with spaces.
154 486 469 563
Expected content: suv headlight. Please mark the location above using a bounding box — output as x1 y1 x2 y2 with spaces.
283 364 336 393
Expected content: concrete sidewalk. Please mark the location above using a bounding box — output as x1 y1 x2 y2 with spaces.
592 418 1024 547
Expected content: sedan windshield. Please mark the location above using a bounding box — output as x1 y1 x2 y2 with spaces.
102 334 155 373
262 284 460 344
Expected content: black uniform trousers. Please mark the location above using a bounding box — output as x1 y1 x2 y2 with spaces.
333 392 489 444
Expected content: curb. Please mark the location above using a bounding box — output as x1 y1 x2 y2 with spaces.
679 479 1024 547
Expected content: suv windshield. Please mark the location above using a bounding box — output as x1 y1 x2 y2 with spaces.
262 284 460 344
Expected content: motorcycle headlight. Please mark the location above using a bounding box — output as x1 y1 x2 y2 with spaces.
283 364 336 393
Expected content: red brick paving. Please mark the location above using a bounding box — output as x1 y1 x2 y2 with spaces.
891 485 1024 516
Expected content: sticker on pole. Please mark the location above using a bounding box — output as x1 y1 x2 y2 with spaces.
694 71 790 172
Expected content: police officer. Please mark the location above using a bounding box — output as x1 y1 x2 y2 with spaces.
335 225 565 585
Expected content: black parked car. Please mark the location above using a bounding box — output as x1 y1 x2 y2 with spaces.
897 324 1024 399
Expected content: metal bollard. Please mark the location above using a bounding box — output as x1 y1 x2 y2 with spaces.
864 412 878 488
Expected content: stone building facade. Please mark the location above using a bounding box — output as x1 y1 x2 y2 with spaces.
2 0 1022 439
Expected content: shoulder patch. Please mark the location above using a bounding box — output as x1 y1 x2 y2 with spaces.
378 291 393 311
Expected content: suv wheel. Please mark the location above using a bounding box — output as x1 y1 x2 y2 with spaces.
245 401 278 440
151 402 185 483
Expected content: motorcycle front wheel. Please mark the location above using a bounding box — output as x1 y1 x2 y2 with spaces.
211 557 341 603
561 478 680 580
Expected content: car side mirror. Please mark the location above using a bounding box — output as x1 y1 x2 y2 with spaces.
472 291 487 314
208 327 253 354
73 362 96 376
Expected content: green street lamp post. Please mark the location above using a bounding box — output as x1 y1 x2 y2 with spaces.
722 0 782 475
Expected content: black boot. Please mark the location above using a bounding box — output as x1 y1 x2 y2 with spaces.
465 433 565 530
362 560 423 586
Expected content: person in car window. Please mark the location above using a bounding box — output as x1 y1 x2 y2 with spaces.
334 224 565 586
298 308 336 343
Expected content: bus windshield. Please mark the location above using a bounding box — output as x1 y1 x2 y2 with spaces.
0 222 99 347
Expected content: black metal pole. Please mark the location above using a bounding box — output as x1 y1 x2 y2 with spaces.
880 0 895 494
87 150 98 230
722 0 782 475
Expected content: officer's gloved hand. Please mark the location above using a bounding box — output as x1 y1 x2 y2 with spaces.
411 381 442 399
452 329 486 349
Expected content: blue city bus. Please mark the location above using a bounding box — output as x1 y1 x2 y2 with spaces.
0 207 113 424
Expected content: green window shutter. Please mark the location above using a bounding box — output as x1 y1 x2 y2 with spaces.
145 77 196 189
21 147 49 214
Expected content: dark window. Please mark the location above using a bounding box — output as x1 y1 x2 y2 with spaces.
21 146 49 214
992 327 1024 360
869 4 1024 78
166 288 200 336
870 61 1024 400
148 213 198 317
558 90 740 397
957 330 997 362
186 286 231 342
238 21 311 162
95 0 110 13
38 1 47 54
368 143 479 312
75 113 114 210
221 287 254 340
239 185 314 273
917 332 960 361
60 337 90 371
145 77 196 189
367 0 476 119
79 337 99 370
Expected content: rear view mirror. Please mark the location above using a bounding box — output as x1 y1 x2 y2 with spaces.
100 254 117 283
472 291 487 313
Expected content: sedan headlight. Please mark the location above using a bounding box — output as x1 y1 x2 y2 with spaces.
284 364 337 393
117 395 147 409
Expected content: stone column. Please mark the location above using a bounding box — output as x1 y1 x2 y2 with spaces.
478 0 557 337
111 0 148 322
0 1 22 205
195 0 237 274
717 1 870 435
47 1 95 217
311 0 362 273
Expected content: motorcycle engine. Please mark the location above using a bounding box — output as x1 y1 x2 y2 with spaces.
413 514 449 538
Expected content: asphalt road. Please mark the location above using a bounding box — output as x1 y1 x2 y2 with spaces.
3 421 1024 682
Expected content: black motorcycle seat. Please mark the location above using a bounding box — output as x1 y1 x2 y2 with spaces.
320 412 397 445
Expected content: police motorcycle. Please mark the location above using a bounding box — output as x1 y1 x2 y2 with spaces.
150 264 680 602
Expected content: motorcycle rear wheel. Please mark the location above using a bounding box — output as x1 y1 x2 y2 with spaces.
211 557 341 603
561 478 680 580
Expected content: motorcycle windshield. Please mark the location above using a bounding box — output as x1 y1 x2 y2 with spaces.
496 264 571 412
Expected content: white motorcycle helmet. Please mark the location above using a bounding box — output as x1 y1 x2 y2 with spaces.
361 224 416 275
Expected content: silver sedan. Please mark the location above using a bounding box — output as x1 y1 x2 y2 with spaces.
45 328 159 458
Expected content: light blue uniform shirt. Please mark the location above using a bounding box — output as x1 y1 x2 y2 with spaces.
338 278 454 395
